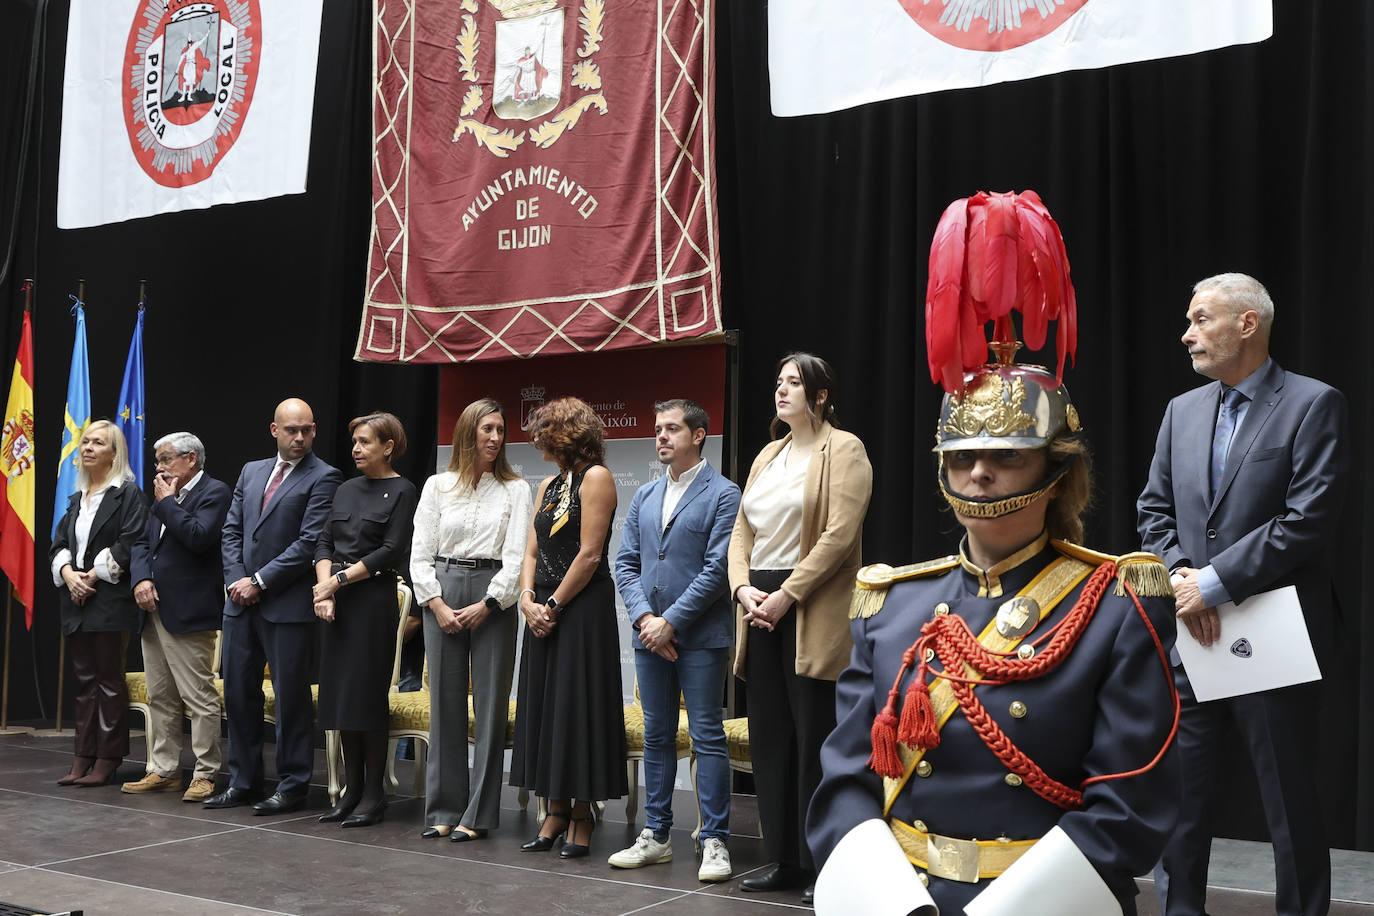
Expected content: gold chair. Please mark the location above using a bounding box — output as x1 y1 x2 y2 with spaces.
722 716 752 776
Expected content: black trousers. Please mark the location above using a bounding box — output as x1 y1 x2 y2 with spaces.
744 568 836 872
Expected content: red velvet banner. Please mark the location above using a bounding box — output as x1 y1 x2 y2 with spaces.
358 0 722 364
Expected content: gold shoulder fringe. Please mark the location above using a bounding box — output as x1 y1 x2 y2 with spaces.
1051 540 1172 598
1113 551 1173 598
849 557 957 619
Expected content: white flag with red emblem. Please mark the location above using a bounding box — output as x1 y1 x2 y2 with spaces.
57 0 323 229
769 0 1272 116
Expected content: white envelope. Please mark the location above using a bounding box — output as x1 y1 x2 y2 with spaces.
1175 585 1321 702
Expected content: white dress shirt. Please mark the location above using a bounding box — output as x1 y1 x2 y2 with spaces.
660 457 705 530
409 471 533 607
50 479 125 585
740 443 809 570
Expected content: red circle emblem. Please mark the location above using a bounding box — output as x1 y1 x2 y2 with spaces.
898 0 1091 52
121 0 261 188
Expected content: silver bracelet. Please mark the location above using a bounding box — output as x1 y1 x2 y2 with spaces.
519 588 536 601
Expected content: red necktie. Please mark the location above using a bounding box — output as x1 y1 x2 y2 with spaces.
262 460 288 511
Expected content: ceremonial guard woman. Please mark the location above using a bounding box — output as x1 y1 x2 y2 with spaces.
808 192 1182 916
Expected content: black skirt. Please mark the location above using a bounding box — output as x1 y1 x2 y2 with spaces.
509 576 627 800
317 575 399 731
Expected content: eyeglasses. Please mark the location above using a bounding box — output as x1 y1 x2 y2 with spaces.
944 449 1033 471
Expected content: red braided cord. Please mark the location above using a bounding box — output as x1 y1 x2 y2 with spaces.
1080 580 1181 787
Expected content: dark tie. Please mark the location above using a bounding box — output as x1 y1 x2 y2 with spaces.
262 460 288 511
1210 387 1244 497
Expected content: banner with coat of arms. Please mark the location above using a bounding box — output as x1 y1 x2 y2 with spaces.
769 0 1273 116
57 0 324 229
356 0 722 363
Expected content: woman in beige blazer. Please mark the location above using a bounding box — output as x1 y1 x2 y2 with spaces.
729 352 872 900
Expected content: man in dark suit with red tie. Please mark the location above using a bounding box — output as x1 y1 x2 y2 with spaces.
1138 273 1348 916
205 398 341 814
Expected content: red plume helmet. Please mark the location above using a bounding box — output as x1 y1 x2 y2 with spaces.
925 190 1077 393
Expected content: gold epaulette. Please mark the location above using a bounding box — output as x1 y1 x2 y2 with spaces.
849 556 958 620
1051 539 1172 599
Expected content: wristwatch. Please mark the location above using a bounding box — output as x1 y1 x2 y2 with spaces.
335 571 348 586
545 596 560 613
484 596 502 614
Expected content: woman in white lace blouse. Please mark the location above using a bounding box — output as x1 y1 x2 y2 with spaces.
410 398 532 841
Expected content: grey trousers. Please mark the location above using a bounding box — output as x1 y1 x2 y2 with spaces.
423 566 518 830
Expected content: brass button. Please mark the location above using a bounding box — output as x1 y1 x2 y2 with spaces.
934 602 950 616
917 871 930 887
1017 644 1035 659
1005 773 1023 787
913 819 928 833
917 760 933 778
923 648 935 663
1009 701 1028 719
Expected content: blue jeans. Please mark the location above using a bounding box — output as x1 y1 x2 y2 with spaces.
635 644 730 841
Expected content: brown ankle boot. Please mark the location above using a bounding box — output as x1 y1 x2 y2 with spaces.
73 757 121 787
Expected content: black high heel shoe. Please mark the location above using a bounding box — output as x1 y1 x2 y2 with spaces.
559 813 596 859
521 810 570 851
319 795 360 823
341 801 387 828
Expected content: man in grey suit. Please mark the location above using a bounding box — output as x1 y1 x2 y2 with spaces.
610 399 741 883
1138 273 1348 916
204 398 342 814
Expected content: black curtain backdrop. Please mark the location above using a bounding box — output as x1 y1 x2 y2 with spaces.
2 0 1371 849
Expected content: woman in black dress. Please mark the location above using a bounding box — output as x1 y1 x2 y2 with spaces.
511 397 625 859
312 412 418 827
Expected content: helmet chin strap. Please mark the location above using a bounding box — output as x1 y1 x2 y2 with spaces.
938 457 1075 519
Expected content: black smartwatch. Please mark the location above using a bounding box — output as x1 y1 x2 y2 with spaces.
545 596 560 613
335 571 348 586
484 596 502 614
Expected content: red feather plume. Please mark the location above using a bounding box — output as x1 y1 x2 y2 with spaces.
925 190 1078 392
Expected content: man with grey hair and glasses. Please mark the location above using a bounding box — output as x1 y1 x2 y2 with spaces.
123 431 232 802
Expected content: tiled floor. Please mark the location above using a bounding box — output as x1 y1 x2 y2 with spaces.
0 730 1369 915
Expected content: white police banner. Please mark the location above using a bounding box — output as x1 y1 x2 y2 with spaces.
769 0 1273 116
57 0 324 229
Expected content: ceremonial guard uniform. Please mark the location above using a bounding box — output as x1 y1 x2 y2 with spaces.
808 191 1182 916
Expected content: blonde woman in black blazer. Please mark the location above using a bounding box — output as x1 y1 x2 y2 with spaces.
51 420 148 787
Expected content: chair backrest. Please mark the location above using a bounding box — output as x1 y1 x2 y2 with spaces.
389 580 414 689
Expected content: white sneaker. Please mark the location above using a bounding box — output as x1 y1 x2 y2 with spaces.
608 828 673 868
697 837 732 882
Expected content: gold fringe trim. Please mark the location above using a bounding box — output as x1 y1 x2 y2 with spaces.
939 475 1058 518
849 558 958 619
1113 551 1173 598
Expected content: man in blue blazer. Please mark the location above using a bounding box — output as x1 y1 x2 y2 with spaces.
124 432 231 803
610 399 741 882
1138 273 1348 916
205 398 342 814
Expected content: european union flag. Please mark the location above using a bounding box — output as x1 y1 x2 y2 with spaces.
53 299 91 538
116 307 146 488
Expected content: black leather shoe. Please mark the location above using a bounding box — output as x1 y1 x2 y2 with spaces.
202 786 263 809
802 883 815 906
740 864 811 893
252 790 308 815
341 802 386 828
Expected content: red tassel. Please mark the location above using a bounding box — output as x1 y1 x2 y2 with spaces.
897 677 940 750
868 707 903 779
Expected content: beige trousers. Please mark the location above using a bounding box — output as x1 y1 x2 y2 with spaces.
141 611 222 780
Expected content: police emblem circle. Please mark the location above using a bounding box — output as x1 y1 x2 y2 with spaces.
122 0 261 187
898 0 1090 52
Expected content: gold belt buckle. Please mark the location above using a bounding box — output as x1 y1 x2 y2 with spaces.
926 833 981 884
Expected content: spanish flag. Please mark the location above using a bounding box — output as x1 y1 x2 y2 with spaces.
0 310 35 623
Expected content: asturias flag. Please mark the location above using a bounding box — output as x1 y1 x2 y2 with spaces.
115 307 146 488
53 301 91 539
0 310 36 622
